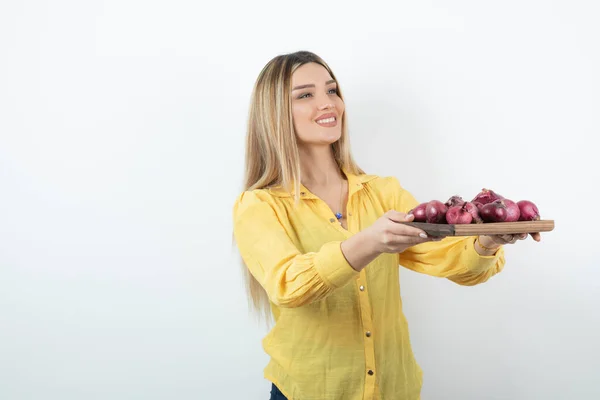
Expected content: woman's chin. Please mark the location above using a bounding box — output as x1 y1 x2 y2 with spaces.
319 130 342 144
297 130 342 147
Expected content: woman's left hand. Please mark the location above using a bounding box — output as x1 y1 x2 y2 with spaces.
484 232 542 246
475 232 541 255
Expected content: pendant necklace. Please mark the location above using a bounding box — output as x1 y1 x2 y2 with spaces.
335 178 344 220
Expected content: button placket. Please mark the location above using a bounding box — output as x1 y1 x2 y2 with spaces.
357 273 376 392
326 195 352 235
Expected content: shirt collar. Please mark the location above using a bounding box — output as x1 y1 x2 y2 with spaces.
267 168 378 199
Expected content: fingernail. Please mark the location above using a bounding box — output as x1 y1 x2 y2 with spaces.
419 233 427 238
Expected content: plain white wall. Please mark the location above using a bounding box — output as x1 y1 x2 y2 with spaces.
1 1 598 399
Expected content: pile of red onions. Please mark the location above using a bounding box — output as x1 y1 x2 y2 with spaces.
408 188 541 224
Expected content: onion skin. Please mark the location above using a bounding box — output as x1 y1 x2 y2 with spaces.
502 199 521 222
517 200 540 221
446 202 473 224
472 188 505 206
480 199 508 222
408 203 428 222
445 195 465 208
425 200 448 224
462 201 484 223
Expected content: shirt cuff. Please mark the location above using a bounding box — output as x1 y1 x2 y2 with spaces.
464 237 504 274
314 241 360 288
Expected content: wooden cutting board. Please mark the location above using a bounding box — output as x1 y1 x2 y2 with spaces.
401 220 555 237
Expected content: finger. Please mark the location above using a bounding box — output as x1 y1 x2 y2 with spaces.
518 233 527 240
531 232 541 242
500 234 517 244
387 219 429 239
486 235 503 246
498 234 513 244
388 233 431 247
385 212 427 237
386 210 412 223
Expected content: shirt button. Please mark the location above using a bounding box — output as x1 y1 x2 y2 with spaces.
368 370 374 376
348 212 353 216
300 192 306 196
366 331 371 337
359 285 365 291
329 218 336 223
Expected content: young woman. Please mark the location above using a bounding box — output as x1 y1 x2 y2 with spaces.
232 51 539 400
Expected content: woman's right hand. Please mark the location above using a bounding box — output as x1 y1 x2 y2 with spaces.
341 210 440 272
364 210 439 254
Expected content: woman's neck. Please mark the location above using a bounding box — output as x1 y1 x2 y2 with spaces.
298 144 344 187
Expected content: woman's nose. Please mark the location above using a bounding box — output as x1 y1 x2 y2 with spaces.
318 103 335 111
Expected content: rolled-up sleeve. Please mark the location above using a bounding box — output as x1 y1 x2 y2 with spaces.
233 191 359 308
399 236 506 285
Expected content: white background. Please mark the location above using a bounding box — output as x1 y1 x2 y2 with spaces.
1 1 599 399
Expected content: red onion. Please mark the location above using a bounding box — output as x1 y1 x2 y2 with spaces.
517 200 540 221
445 195 465 208
408 203 428 222
472 188 505 206
480 199 508 222
410 192 541 225
502 199 521 222
462 201 483 223
446 202 473 224
425 200 448 224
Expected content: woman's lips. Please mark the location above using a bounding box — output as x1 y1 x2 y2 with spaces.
315 114 337 127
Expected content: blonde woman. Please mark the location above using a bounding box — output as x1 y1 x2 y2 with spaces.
232 51 539 400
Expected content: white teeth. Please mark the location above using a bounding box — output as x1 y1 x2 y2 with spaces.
317 117 336 124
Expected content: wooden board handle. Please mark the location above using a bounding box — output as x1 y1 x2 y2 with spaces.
401 222 456 236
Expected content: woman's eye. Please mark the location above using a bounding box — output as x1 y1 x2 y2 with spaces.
297 88 337 99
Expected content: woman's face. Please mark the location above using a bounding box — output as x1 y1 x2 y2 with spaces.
290 62 345 147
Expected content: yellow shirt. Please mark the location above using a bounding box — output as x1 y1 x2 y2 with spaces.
232 171 505 400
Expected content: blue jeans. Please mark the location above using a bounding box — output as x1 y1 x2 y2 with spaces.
270 383 288 400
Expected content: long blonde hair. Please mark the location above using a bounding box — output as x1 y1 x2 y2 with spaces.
240 50 364 321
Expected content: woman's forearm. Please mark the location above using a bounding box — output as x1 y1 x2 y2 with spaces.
341 231 382 272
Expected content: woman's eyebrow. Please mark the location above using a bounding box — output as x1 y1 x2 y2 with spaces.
292 79 336 91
